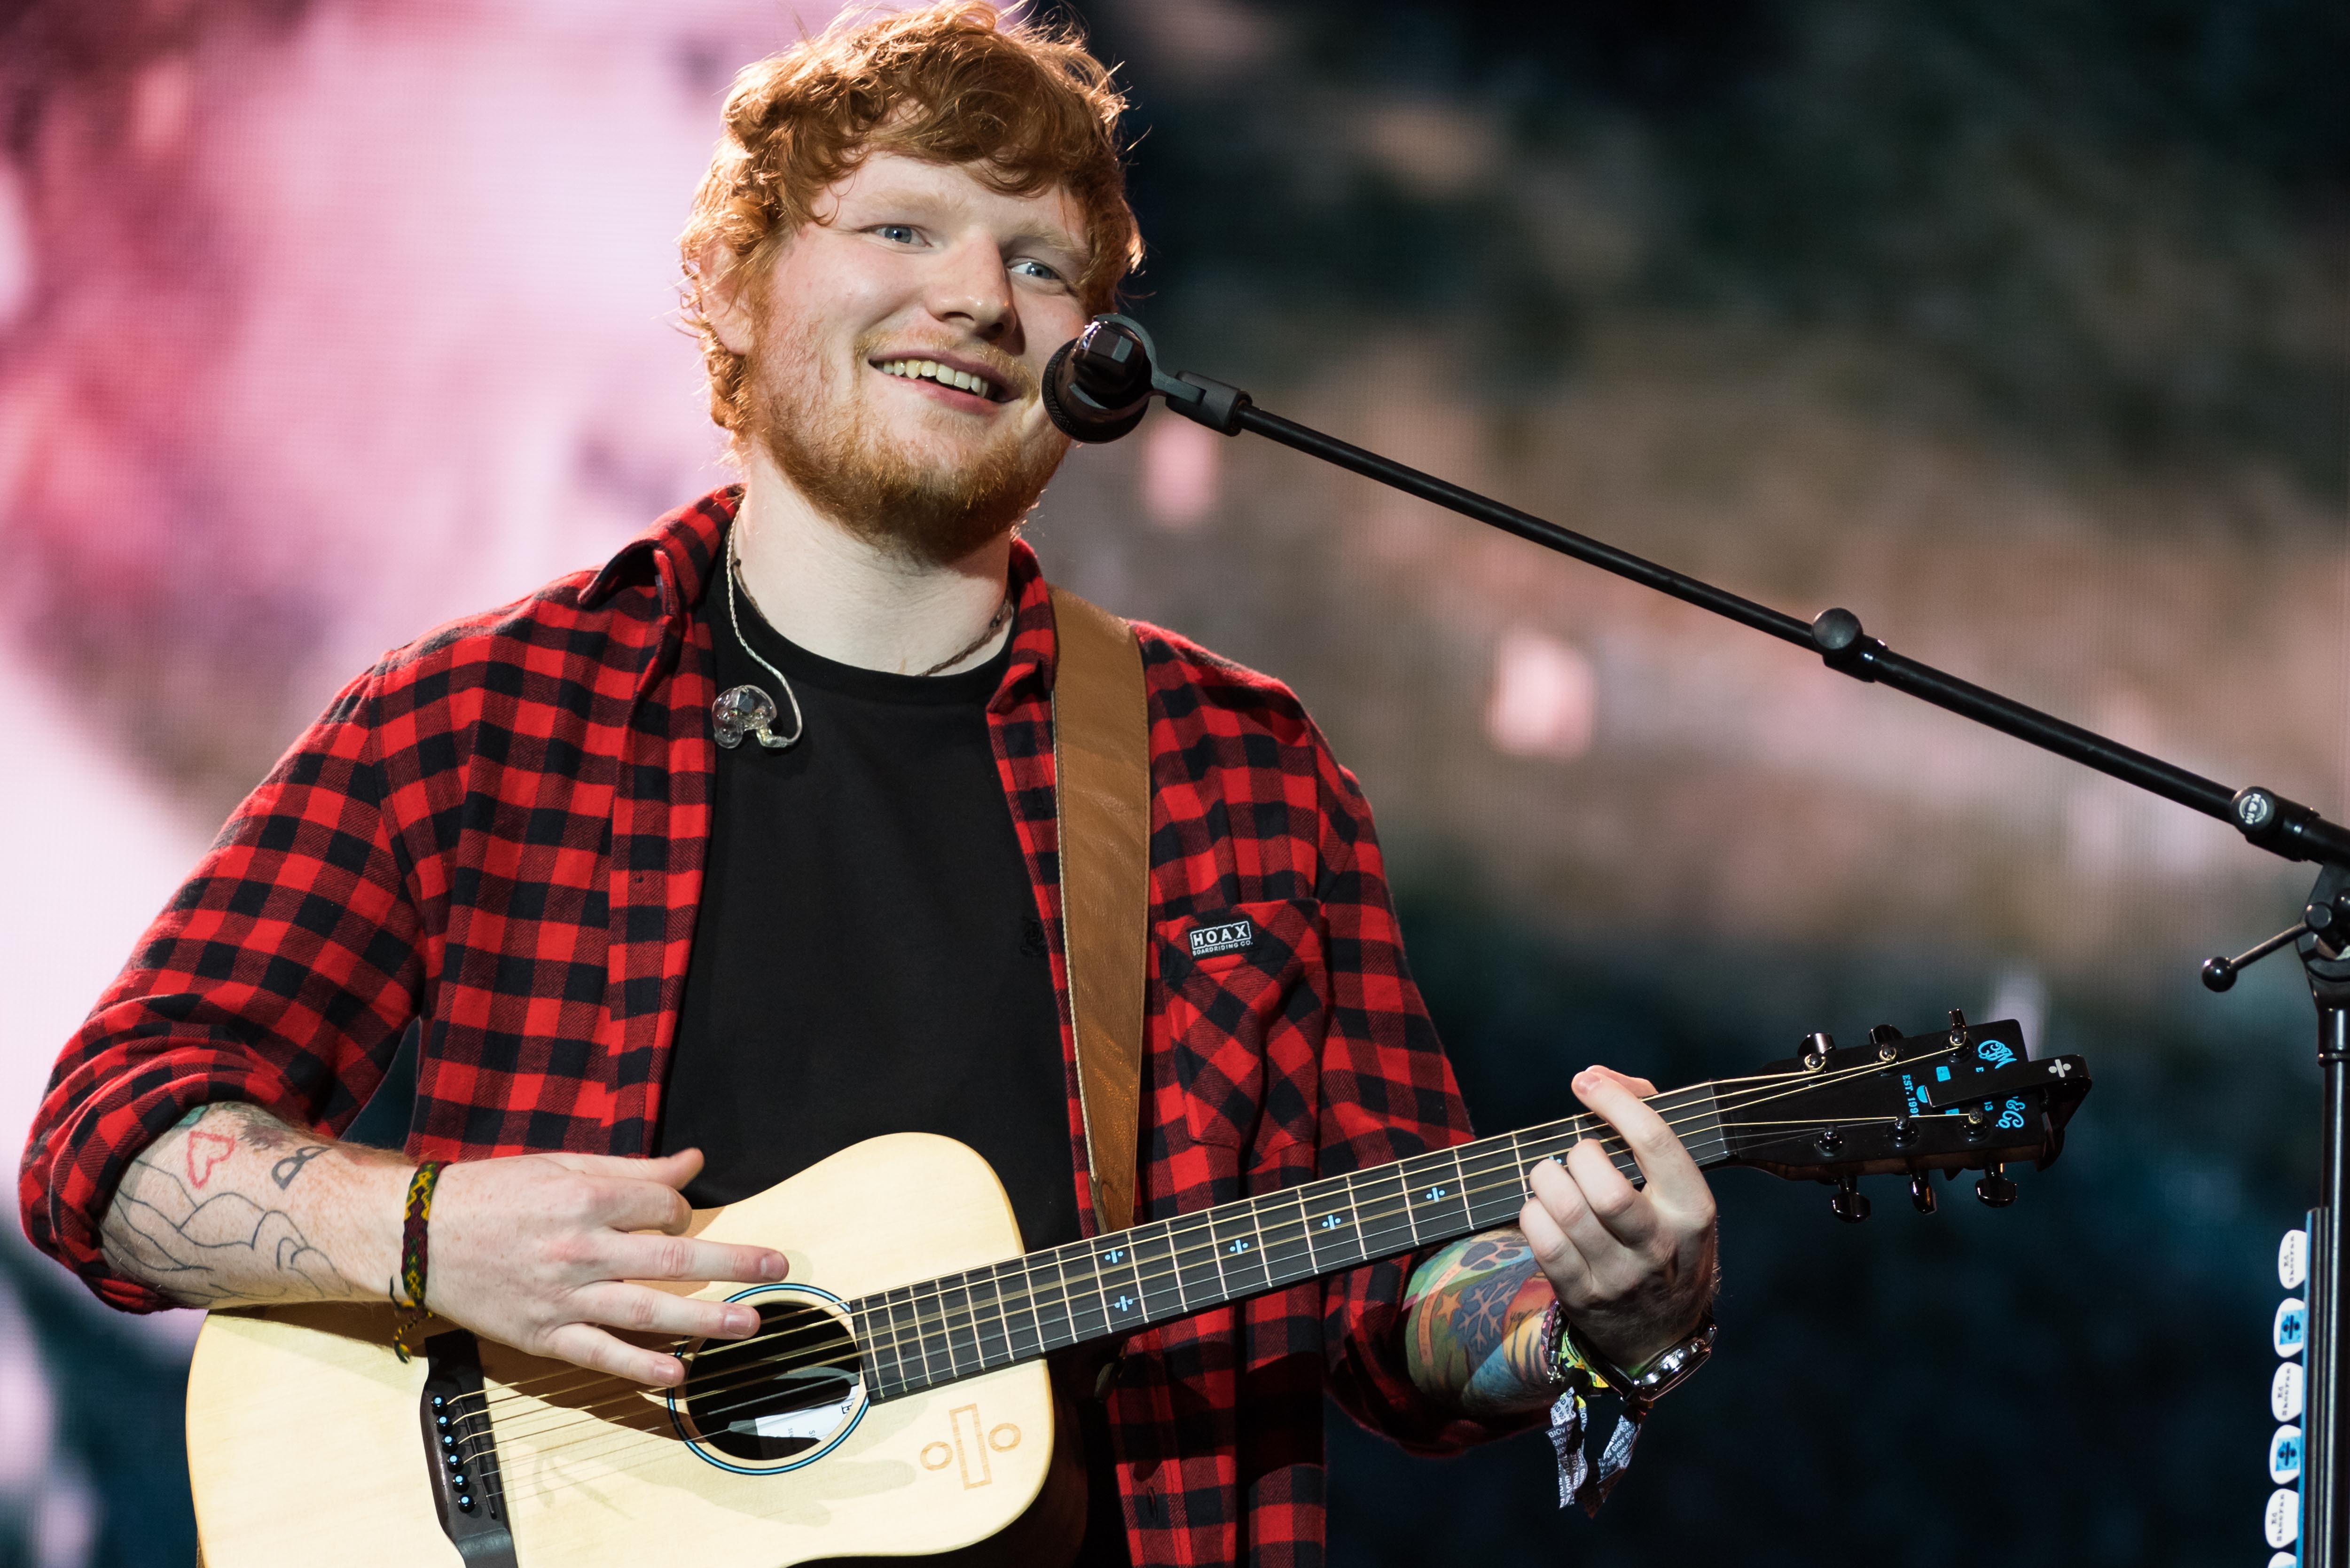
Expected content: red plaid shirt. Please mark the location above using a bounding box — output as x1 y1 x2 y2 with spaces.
21 487 1518 1565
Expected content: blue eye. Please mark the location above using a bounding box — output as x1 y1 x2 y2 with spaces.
874 225 918 245
1011 259 1066 283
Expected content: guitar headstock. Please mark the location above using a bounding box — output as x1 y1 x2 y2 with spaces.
1716 1013 2091 1219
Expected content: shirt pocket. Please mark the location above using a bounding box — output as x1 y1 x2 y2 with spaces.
1154 898 1325 1153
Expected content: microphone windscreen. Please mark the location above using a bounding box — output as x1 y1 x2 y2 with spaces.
1042 323 1153 443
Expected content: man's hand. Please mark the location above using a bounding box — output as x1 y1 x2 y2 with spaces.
430 1147 789 1388
1519 1065 1717 1375
100 1105 787 1388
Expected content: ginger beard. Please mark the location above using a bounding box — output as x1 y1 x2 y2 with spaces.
742 310 1069 568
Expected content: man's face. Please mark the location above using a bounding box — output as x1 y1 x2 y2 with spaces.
727 149 1096 564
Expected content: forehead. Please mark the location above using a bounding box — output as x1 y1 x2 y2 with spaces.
816 150 1087 252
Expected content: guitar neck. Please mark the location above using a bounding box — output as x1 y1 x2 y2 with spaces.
849 1082 1731 1402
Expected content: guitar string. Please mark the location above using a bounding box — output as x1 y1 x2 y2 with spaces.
443 1057 1898 1421
451 1077 1754 1427
545 1109 1940 1449
463 1090 1983 1485
449 1063 1849 1422
451 1048 1969 1450
459 1099 1959 1489
455 1051 1986 1462
452 1048 1971 1443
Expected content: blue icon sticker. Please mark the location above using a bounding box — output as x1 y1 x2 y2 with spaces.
1977 1040 2016 1068
2275 1297 2307 1358
2270 1424 2303 1485
1996 1098 2027 1130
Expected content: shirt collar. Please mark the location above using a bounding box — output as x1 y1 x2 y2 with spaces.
582 486 1059 713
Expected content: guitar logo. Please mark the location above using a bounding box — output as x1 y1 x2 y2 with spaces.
920 1404 1022 1488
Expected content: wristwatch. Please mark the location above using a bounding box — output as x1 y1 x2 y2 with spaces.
1553 1309 1716 1411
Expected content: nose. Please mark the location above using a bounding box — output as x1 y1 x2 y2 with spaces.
926 234 1018 346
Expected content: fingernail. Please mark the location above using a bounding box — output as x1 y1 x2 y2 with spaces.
728 1308 758 1335
762 1253 789 1280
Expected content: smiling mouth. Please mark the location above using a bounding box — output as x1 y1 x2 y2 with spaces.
873 357 1010 403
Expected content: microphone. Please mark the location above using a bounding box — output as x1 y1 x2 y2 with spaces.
1041 317 1156 442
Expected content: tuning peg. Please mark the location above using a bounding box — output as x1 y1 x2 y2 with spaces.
1909 1173 1937 1215
1801 1031 1834 1070
1868 1023 1900 1061
1974 1163 2018 1208
1830 1176 1871 1223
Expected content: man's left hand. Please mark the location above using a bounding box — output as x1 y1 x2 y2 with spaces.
1519 1065 1718 1376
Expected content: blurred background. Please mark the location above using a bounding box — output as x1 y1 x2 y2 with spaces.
0 0 2342 1562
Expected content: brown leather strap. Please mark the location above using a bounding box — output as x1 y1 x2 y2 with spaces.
1048 584 1150 1236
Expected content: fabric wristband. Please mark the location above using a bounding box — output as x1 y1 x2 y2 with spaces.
389 1159 447 1364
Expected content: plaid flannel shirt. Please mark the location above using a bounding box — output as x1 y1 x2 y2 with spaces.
21 487 1522 1565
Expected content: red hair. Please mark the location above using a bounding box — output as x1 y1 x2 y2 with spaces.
679 2 1141 434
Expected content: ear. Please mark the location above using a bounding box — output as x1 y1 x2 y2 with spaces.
692 243 760 358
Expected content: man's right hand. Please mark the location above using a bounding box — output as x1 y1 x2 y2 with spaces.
99 1105 787 1388
428 1147 788 1387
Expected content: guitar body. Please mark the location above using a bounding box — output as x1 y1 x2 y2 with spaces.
186 1134 1064 1568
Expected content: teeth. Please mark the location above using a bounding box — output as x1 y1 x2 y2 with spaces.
878 358 992 399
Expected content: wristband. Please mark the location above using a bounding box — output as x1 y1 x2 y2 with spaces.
389 1160 447 1364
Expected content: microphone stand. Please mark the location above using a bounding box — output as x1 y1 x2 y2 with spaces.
1058 314 2345 1561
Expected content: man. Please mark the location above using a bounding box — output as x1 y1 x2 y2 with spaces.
19 5 1716 1563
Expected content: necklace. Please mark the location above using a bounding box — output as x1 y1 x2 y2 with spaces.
913 594 1016 678
709 527 1016 752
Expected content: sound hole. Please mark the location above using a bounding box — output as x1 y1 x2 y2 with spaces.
680 1297 862 1462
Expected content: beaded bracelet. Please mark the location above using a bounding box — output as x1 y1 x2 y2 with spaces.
389 1160 447 1364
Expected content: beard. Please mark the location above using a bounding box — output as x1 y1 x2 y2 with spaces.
744 317 1067 567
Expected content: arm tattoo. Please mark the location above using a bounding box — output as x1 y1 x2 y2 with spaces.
100 1105 358 1309
1403 1227 1561 1418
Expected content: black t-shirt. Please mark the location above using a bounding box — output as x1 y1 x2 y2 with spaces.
662 579 1130 1565
661 588 1073 1248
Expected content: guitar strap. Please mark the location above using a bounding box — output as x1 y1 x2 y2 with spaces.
1047 584 1150 1236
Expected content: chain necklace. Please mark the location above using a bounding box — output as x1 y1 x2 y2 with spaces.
709 526 1015 752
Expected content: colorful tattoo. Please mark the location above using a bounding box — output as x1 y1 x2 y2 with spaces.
1403 1226 1562 1418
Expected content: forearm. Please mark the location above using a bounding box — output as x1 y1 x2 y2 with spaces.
1402 1226 1559 1419
99 1102 411 1310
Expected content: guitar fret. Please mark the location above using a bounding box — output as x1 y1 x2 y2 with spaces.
1004 1255 1045 1364
1260 1188 1317 1286
1040 1246 1077 1353
967 1268 1011 1370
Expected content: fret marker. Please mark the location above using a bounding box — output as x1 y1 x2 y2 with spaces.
1423 1186 1448 1202
1318 1215 1343 1230
1113 1294 1135 1312
1104 1248 1125 1263
1228 1239 1250 1254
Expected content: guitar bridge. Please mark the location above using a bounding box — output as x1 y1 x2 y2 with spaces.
417 1330 518 1567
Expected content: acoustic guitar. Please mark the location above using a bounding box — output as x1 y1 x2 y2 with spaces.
185 1014 2088 1566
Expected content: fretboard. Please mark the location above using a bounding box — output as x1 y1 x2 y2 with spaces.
848 1083 1729 1402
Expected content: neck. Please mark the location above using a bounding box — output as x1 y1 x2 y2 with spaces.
729 446 1014 676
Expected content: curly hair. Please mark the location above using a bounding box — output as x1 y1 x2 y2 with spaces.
678 2 1140 436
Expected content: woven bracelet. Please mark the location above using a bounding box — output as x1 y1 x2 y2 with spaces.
389 1160 447 1364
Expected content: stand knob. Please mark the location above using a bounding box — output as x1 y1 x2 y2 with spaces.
1910 1173 1937 1215
1974 1163 2018 1208
1831 1176 1871 1223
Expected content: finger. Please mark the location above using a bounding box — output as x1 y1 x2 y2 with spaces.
541 1321 688 1388
606 1231 790 1286
543 1149 706 1188
594 1176 697 1236
1562 1134 1659 1251
1572 1066 1709 1212
1581 1065 1658 1099
1518 1168 1594 1297
574 1281 763 1344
